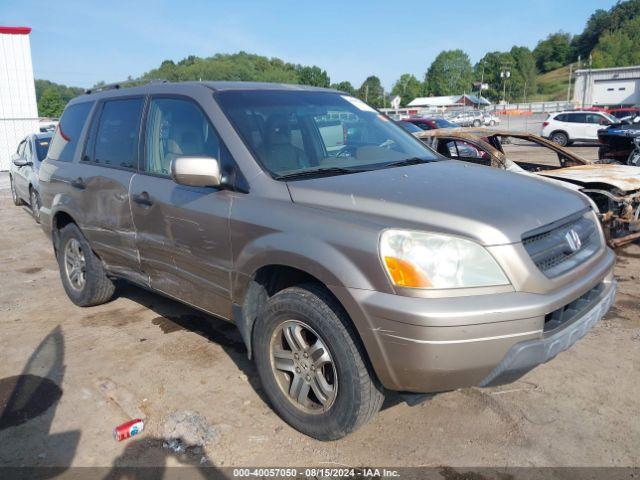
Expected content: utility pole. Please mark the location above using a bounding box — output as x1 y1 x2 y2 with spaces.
365 84 369 102
567 63 573 103
500 70 510 104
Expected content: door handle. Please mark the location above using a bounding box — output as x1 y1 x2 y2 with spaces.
71 177 86 190
132 191 153 207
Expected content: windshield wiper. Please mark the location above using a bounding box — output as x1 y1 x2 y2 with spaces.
378 157 435 169
274 166 370 180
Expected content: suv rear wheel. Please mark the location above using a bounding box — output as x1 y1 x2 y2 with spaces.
550 131 569 146
57 223 115 306
253 284 384 440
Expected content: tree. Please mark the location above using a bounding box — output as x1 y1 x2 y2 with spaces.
474 51 525 103
38 88 66 117
510 46 537 101
591 15 640 68
391 74 423 106
295 65 330 87
357 76 385 107
533 32 572 72
424 50 473 96
331 81 356 95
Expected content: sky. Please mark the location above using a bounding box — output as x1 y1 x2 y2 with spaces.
1 0 620 91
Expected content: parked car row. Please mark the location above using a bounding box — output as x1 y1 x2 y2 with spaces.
12 81 619 441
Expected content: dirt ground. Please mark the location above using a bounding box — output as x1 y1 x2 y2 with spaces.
0 159 639 471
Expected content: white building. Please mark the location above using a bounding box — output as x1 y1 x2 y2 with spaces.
0 26 39 171
573 65 640 108
407 94 491 110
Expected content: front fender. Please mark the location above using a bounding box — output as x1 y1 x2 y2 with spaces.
232 231 386 302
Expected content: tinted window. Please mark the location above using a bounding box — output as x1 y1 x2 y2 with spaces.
48 102 93 162
568 113 587 123
397 121 423 133
144 97 227 176
35 137 52 161
554 114 568 122
93 98 144 169
216 90 437 178
433 118 457 128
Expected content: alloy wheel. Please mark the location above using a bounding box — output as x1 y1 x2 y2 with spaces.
64 238 86 291
270 319 337 414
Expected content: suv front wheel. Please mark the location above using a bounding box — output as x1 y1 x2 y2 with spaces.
57 223 115 307
253 284 384 440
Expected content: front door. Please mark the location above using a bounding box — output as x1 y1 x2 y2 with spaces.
129 96 233 319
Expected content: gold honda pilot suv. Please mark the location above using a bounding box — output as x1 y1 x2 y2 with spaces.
38 81 616 440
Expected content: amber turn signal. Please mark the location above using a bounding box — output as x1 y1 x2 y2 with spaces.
384 256 432 288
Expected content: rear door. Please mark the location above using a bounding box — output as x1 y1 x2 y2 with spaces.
129 96 233 318
75 96 145 278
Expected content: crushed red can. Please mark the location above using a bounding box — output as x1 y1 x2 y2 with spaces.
114 418 144 441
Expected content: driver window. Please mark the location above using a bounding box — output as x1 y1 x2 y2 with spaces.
144 98 223 176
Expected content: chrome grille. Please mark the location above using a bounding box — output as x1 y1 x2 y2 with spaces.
522 212 600 278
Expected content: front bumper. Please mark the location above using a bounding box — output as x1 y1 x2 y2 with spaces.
335 248 616 393
478 278 616 387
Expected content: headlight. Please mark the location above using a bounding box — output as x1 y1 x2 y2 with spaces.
380 230 509 289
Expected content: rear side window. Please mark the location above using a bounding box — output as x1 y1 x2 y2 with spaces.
554 114 568 122
48 102 94 162
91 98 144 169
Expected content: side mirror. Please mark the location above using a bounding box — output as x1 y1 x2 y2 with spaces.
171 156 222 188
12 156 30 167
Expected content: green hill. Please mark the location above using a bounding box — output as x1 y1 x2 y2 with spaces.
535 65 573 102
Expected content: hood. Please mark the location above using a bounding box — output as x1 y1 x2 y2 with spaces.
287 161 589 246
537 164 640 192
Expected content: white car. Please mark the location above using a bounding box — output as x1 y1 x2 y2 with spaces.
482 112 501 126
541 110 617 146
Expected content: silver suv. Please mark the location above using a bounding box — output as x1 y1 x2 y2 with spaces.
38 81 616 440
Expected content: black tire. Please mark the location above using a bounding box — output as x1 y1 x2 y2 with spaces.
29 187 41 224
56 223 115 307
10 176 24 206
253 284 384 440
598 145 606 160
550 131 569 146
473 119 482 127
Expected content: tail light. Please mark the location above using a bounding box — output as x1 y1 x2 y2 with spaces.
542 121 549 128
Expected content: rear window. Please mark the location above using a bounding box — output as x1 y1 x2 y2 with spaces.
48 102 94 162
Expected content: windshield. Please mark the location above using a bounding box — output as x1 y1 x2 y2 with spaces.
601 112 618 124
35 136 52 161
215 90 438 179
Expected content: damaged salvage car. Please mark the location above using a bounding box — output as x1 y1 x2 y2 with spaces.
417 128 640 247
39 81 616 440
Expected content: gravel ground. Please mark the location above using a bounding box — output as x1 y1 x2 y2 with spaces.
0 168 638 471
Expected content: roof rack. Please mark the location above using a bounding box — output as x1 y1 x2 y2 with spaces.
84 78 168 95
